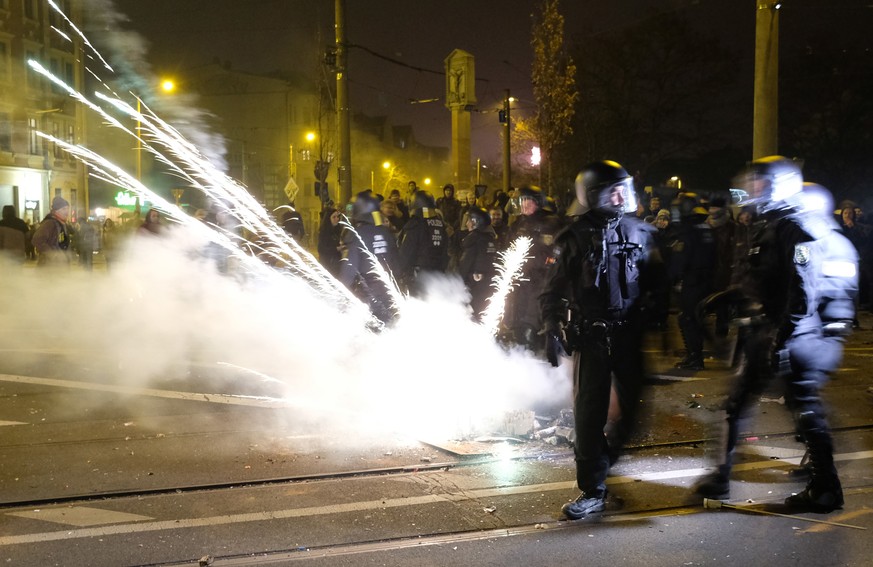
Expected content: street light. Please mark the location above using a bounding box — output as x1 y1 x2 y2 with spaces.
137 78 176 181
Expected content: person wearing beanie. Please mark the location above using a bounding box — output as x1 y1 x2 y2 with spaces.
32 196 72 267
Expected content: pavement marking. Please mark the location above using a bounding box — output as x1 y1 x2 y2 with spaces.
0 420 27 427
7 506 153 527
799 507 873 534
2 449 871 546
736 444 806 460
0 373 291 408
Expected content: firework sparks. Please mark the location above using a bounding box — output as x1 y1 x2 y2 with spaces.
28 55 374 322
479 236 533 336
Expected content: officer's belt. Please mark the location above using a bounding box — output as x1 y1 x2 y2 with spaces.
581 319 628 335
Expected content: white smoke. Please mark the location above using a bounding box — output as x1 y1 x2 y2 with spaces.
0 229 571 441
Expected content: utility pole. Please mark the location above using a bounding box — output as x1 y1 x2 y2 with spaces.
335 0 352 205
502 89 511 194
753 1 780 159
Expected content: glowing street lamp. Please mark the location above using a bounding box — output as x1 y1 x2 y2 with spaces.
137 77 177 180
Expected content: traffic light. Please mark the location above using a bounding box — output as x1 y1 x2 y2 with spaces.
498 109 507 124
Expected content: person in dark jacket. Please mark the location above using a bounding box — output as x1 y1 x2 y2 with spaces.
503 185 565 351
317 207 343 277
397 190 449 295
670 192 716 370
0 205 29 263
540 160 664 520
458 206 498 320
32 196 72 267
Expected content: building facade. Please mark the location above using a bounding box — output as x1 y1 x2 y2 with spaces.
0 0 86 226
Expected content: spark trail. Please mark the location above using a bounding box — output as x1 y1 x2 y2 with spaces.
480 236 532 336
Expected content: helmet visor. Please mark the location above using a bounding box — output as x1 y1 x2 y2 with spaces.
593 179 636 216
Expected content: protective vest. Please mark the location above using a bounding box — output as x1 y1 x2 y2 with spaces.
542 213 658 324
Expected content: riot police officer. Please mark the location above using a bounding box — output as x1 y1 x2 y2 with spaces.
458 206 498 320
398 190 449 295
540 160 663 520
693 156 857 513
339 190 401 324
671 192 716 370
504 185 565 350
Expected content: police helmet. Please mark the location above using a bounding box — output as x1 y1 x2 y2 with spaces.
518 185 545 209
800 182 836 220
351 190 382 225
575 160 637 219
543 196 557 214
673 192 708 219
411 190 436 216
466 206 491 230
735 155 803 213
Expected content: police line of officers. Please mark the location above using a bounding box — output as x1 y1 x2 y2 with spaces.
323 156 858 521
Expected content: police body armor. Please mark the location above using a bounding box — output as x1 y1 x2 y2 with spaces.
544 214 657 348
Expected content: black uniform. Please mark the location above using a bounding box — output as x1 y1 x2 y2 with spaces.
671 204 716 369
695 158 857 513
339 193 401 324
398 210 449 294
459 224 498 320
540 161 663 519
504 207 564 349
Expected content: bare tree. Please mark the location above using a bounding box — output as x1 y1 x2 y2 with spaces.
530 0 578 196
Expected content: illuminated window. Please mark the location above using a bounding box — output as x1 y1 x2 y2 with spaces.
52 121 62 158
24 0 38 20
28 117 40 154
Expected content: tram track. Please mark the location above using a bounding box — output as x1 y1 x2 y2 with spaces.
132 486 873 566
3 422 872 512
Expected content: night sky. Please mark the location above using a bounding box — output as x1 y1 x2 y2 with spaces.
106 0 871 164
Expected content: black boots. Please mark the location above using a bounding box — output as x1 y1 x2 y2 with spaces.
693 466 731 500
675 353 704 370
785 475 844 512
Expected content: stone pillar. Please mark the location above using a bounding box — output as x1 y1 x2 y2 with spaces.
444 50 476 195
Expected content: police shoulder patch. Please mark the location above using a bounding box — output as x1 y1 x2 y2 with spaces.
794 244 811 265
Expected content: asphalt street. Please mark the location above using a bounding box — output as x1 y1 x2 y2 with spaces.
1 303 871 566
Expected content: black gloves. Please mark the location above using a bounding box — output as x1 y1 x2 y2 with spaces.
545 329 571 367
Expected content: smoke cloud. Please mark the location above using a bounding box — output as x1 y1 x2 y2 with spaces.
0 230 572 442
